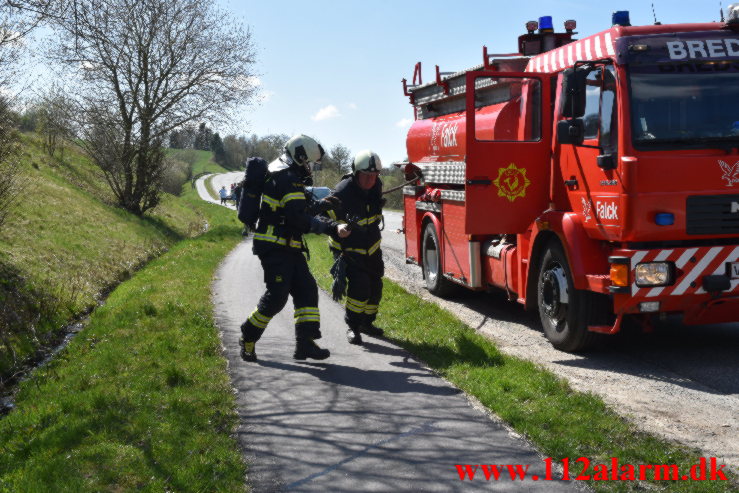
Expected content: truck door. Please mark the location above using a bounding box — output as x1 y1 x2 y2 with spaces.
464 71 552 234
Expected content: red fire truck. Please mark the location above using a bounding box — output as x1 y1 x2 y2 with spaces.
400 11 739 351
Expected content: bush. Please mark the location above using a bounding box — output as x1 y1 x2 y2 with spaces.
161 157 190 195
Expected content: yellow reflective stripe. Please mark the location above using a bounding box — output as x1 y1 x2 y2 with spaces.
248 309 272 329
327 210 337 220
346 297 366 308
364 304 378 314
281 192 305 206
345 247 368 254
262 194 280 211
295 307 319 315
295 315 320 323
328 237 342 250
253 225 303 248
368 239 382 255
346 303 365 314
355 214 382 226
252 311 271 323
254 225 282 245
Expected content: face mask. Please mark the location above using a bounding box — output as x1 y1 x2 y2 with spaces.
356 171 378 190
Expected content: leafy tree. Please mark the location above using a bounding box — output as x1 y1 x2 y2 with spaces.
194 122 213 151
49 0 257 215
222 134 246 170
211 132 225 165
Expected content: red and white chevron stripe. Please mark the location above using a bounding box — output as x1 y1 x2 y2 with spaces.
626 245 739 298
525 30 617 73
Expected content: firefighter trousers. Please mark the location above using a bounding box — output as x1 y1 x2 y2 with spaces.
343 251 384 329
241 249 321 343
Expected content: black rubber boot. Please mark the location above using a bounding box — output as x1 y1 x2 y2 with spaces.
240 337 257 362
346 328 363 345
294 338 330 360
360 323 384 338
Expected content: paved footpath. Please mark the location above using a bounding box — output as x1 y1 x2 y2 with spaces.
212 239 581 492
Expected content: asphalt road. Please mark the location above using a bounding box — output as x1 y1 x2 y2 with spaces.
213 241 579 492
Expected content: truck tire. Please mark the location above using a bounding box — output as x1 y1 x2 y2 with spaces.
422 223 457 297
537 241 602 352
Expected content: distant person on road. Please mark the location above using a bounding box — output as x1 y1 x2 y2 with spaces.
239 134 351 362
325 150 385 345
233 180 243 210
219 185 228 205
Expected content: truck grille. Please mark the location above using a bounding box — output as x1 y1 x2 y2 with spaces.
686 194 739 235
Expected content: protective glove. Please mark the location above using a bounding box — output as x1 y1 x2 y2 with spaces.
336 223 351 238
313 195 342 213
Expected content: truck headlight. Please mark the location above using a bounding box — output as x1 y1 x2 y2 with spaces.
634 262 673 287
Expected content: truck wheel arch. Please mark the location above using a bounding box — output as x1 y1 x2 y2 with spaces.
419 212 442 269
525 230 558 311
524 213 608 310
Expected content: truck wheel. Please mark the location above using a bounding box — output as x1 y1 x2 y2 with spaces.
422 223 456 297
537 241 601 352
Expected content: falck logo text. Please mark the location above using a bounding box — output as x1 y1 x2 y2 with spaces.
718 160 739 187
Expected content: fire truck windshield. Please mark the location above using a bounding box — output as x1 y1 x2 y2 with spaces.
630 69 739 149
620 31 739 150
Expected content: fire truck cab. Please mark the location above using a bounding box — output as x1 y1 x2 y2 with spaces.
400 10 739 351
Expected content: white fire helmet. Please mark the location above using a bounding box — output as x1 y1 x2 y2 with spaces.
352 149 382 173
285 134 325 171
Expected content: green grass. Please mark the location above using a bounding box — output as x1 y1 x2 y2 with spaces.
190 149 229 176
0 198 247 491
206 173 220 201
0 135 206 386
304 235 738 493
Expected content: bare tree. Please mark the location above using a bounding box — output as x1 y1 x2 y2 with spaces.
325 144 352 174
0 96 21 230
36 84 74 157
50 0 257 215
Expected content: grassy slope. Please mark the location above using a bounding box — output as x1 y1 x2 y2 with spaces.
304 235 737 493
0 194 247 491
0 135 205 381
0 145 248 490
190 149 230 176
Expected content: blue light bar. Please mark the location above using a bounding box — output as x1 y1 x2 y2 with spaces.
612 11 631 27
539 16 554 31
655 213 674 226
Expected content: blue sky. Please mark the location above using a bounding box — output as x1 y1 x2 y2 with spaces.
224 1 723 163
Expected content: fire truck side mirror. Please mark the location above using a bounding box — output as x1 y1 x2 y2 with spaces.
560 67 588 118
557 119 584 145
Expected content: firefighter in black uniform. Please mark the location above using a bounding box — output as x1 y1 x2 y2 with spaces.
239 134 351 362
326 150 385 345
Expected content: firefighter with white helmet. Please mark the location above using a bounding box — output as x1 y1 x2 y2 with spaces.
325 149 386 345
239 134 351 362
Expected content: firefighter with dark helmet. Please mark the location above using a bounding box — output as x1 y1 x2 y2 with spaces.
325 150 385 345
239 134 351 362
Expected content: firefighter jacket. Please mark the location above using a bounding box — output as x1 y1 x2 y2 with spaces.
253 160 335 256
326 175 383 256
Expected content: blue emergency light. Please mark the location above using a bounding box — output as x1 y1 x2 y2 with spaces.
612 11 631 27
654 213 674 226
539 16 554 31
